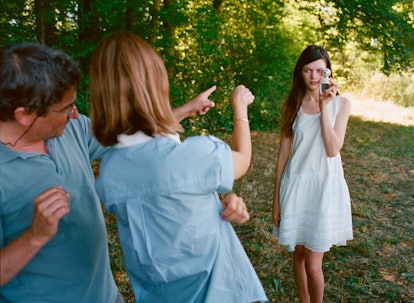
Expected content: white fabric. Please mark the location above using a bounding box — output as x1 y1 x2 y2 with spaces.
275 96 353 252
116 131 181 148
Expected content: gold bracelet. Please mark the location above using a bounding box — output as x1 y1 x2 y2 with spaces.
234 118 249 124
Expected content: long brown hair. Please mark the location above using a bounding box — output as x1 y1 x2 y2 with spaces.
280 45 332 137
90 32 183 146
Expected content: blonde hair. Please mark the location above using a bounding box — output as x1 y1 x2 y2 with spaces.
90 32 183 146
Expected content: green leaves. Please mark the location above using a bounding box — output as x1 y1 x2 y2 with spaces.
2 0 413 130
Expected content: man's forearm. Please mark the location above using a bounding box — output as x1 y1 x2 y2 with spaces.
0 231 44 286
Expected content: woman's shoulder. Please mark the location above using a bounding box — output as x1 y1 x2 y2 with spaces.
183 135 225 145
338 95 351 113
181 135 229 155
339 95 351 105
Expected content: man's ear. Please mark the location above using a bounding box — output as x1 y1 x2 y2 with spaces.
14 107 37 126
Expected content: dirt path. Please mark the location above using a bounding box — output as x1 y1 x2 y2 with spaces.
344 93 414 126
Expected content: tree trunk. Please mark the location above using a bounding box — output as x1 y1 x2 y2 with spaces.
126 0 135 31
77 0 100 74
34 0 55 46
213 0 222 15
78 0 99 42
150 0 161 43
163 0 175 57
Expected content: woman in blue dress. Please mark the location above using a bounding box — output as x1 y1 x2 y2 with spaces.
89 32 268 303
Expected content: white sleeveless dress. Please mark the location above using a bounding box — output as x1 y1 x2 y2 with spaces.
275 96 353 252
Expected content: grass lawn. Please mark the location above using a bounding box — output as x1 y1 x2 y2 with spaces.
102 111 414 302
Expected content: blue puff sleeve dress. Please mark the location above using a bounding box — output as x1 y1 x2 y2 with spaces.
96 132 268 303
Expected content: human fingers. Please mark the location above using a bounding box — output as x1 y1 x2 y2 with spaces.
272 213 281 227
197 86 216 115
186 86 216 117
231 85 254 106
187 100 215 117
198 85 217 99
326 78 339 93
327 79 338 94
34 186 67 203
34 187 70 217
221 194 250 224
320 82 337 103
197 99 215 115
243 88 255 105
30 187 70 244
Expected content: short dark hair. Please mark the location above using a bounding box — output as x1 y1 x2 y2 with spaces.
0 42 81 121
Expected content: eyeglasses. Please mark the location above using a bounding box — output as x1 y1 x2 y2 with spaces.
49 104 77 116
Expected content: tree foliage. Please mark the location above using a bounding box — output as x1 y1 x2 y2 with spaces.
1 0 413 132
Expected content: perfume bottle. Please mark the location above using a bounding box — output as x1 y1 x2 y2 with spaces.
320 68 331 93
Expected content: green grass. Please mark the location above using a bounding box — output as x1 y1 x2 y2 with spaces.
103 116 414 302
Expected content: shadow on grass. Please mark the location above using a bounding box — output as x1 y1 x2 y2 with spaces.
103 116 414 303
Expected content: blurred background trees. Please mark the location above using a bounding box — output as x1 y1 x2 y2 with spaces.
1 0 413 132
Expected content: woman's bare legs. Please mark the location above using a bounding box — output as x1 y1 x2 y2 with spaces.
293 245 310 303
293 245 325 303
305 248 325 303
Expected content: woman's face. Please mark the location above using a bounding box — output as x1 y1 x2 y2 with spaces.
301 59 327 92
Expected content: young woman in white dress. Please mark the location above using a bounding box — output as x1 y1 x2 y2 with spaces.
272 45 353 303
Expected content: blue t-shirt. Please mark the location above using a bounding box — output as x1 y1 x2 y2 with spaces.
96 133 268 303
0 115 118 303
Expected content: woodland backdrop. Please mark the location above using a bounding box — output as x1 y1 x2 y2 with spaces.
2 0 414 131
2 2 414 301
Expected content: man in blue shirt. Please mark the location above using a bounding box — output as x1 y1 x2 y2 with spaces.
0 42 250 302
